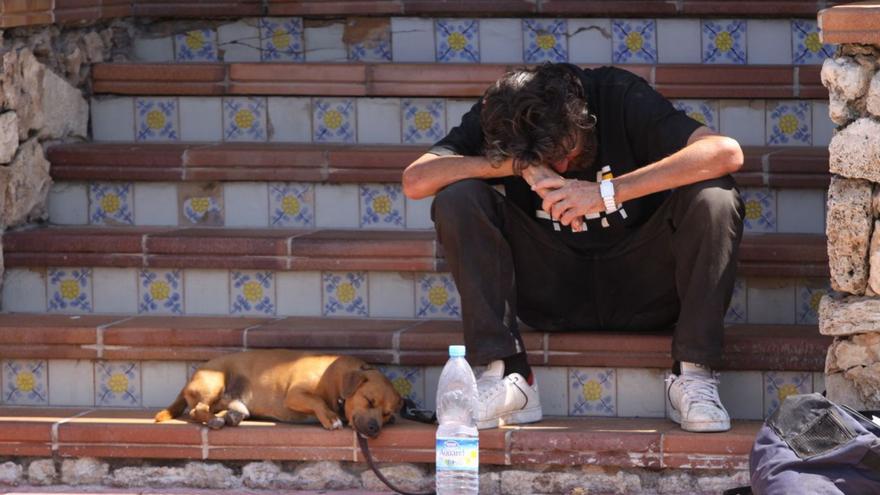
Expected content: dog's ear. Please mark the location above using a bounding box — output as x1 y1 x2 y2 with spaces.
341 370 367 399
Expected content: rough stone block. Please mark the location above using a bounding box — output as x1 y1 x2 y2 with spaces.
361 464 431 493
27 459 56 485
39 68 88 139
826 333 880 373
0 49 45 140
61 458 108 485
0 111 17 163
871 221 880 295
826 176 873 294
830 119 880 182
826 366 880 410
868 71 880 118
821 56 874 101
820 294 880 336
0 137 51 228
0 461 23 486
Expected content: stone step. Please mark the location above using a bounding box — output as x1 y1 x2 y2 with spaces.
48 143 830 187
2 227 828 277
93 62 826 99
0 314 829 370
0 407 758 471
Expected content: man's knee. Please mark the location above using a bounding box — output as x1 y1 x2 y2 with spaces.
675 175 743 227
431 179 499 225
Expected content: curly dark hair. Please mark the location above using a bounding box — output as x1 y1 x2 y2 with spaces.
481 63 597 175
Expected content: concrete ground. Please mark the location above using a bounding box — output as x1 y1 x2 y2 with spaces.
0 489 392 495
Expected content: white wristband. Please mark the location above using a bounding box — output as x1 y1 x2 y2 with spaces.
599 179 617 213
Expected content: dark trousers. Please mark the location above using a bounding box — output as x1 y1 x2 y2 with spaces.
431 176 744 368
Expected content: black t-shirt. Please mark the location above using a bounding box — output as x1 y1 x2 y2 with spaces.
429 64 703 252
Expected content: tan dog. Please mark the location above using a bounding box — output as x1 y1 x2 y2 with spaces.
155 350 403 438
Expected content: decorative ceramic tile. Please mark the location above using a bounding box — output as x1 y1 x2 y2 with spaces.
142 361 187 408
611 19 657 64
416 273 461 319
179 97 223 142
796 281 830 325
224 182 269 227
91 97 134 142
435 19 479 63
268 97 312 142
673 100 718 131
379 366 425 409
217 20 261 62
184 269 229 315
702 20 747 64
315 184 359 228
479 18 523 63
134 182 179 226
174 29 219 62
719 100 766 146
49 182 89 225
223 97 266 142
323 272 368 317
406 196 433 229
3 360 48 405
179 183 224 226
304 20 346 62
259 17 304 61
764 371 811 417
567 19 612 64
139 269 183 315
313 98 356 143
368 272 415 318
135 98 178 142
133 36 174 62
47 268 93 313
725 278 747 324
276 271 322 316
746 20 791 65
230 271 276 315
402 99 445 144
356 99 401 144
2 268 47 313
792 20 834 65
360 183 404 229
656 19 701 64
533 367 568 416
92 268 138 314
523 19 568 63
347 18 392 61
48 360 95 406
89 183 134 225
96 361 141 407
391 17 434 62
767 101 811 146
569 368 616 417
777 189 825 234
269 183 314 227
741 188 777 233
617 368 666 418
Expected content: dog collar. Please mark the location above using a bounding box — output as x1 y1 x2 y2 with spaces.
336 397 348 424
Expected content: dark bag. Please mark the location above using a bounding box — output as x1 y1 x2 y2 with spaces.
747 393 880 494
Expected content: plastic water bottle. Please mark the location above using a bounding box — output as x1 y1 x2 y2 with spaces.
435 344 479 495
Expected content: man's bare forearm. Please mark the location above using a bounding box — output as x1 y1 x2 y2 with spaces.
402 153 514 199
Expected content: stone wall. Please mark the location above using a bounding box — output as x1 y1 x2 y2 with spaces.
0 20 132 294
820 42 880 409
0 457 748 495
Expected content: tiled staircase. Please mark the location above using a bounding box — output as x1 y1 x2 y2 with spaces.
0 1 840 486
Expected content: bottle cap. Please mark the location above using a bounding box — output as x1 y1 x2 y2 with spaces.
448 345 466 358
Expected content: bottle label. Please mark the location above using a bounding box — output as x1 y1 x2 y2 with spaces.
435 437 479 472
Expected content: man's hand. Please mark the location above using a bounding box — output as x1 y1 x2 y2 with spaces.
522 166 587 232
533 177 605 227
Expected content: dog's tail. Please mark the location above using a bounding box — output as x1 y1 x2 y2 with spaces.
154 390 187 422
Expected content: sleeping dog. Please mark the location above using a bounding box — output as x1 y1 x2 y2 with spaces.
155 350 403 438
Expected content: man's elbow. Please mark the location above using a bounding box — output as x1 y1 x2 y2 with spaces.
716 136 744 174
402 169 430 200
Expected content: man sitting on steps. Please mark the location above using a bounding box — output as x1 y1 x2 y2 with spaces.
402 63 744 433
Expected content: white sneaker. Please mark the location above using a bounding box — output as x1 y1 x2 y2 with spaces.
475 360 542 430
666 364 731 433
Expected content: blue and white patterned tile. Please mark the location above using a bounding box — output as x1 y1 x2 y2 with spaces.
179 183 224 226
569 368 616 417
792 20 835 65
269 183 314 227
416 273 461 319
702 20 747 64
379 366 425 409
47 268 93 313
360 183 404 229
523 19 568 63
725 278 747 324
3 360 48 405
611 19 657 64
259 17 304 62
313 98 356 143
673 100 719 132
402 99 445 144
764 371 811 417
741 188 777 233
89 183 134 225
174 29 219 62
348 37 392 61
323 272 368 317
138 269 183 315
135 98 179 142
796 281 830 325
231 271 275 315
96 361 141 407
223 97 267 142
767 101 811 146
435 19 479 63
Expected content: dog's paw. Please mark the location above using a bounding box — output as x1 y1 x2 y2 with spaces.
331 418 343 430
207 417 225 430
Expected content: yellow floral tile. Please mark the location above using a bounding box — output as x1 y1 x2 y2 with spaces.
323 272 367 317
359 183 404 228
764 371 811 417
569 368 616 417
3 360 48 405
416 273 460 319
139 269 183 314
47 268 92 313
178 183 224 226
231 271 275 315
96 361 141 407
378 366 425 409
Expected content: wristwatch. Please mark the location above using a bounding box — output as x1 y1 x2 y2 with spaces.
599 179 618 213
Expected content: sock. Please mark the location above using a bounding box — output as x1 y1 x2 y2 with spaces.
503 352 534 385
681 361 712 378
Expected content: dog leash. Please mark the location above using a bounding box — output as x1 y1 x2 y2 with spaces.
356 397 437 495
